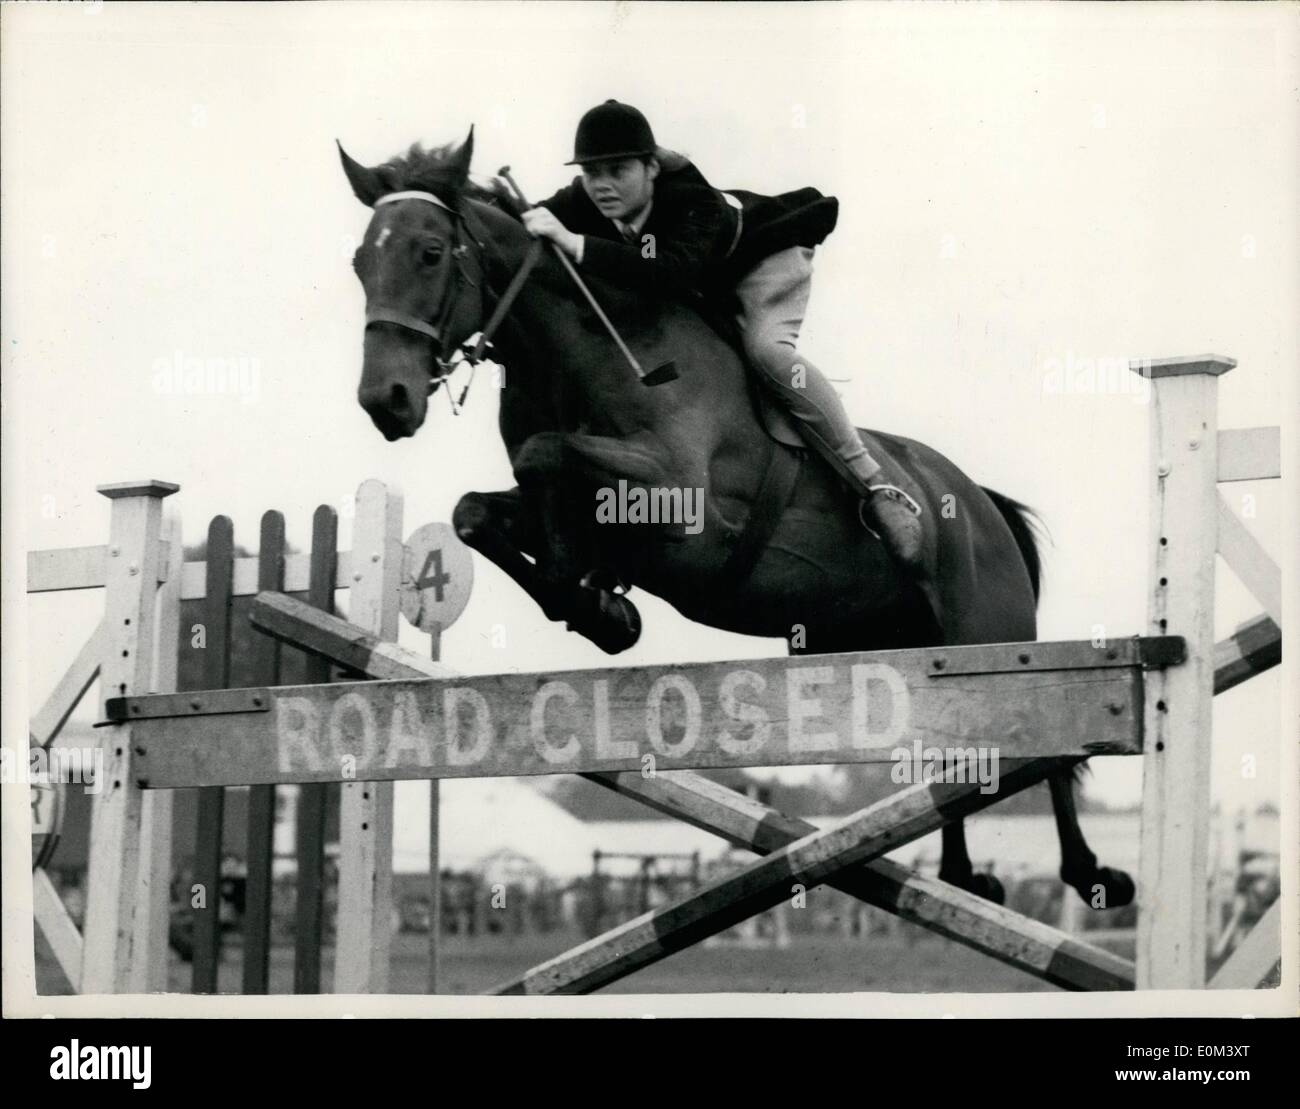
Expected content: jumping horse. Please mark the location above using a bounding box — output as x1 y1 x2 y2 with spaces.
339 130 1135 911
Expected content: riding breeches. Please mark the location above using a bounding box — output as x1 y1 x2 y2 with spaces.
732 246 881 490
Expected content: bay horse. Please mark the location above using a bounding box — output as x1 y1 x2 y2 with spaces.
339 131 1134 913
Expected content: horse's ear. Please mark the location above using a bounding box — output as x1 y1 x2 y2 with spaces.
447 126 474 186
337 141 385 207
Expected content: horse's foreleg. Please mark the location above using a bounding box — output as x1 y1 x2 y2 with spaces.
452 489 564 619
512 433 592 587
528 476 644 655
453 487 641 655
512 426 674 602
531 479 592 595
1049 766 1135 909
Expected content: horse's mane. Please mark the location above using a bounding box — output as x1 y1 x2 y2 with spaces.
375 142 524 219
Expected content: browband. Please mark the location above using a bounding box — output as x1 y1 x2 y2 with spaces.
375 190 455 213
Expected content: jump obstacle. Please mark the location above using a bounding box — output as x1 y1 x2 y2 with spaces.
22 356 1283 995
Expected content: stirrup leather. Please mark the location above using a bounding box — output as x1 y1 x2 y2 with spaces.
865 483 923 517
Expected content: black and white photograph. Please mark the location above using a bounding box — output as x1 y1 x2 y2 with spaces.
2 0 1296 1050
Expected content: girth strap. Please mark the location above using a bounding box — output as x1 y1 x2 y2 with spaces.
716 443 802 589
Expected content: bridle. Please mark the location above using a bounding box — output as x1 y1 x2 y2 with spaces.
365 188 546 414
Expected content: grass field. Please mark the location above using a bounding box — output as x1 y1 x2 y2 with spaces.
38 927 1136 997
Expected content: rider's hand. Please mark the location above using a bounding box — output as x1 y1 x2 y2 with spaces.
522 207 582 261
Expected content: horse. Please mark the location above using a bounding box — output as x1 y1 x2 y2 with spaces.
338 130 1135 912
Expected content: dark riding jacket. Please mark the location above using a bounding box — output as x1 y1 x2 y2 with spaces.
537 159 839 300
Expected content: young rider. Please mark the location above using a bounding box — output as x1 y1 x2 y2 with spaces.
522 100 924 568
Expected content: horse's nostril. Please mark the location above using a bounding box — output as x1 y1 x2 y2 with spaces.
388 383 410 417
361 381 408 417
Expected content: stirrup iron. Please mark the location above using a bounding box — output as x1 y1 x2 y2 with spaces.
865 483 923 517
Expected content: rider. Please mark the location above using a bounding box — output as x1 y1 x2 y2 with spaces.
522 99 924 569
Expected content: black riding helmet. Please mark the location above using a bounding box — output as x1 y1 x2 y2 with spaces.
566 100 657 166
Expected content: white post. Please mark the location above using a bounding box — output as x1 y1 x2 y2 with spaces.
135 510 183 991
81 479 178 993
1132 356 1234 989
333 480 403 994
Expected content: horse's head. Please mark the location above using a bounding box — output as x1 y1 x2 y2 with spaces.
340 131 487 439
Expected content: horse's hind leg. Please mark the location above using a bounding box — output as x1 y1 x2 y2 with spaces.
786 620 1011 903
1049 766 1135 908
940 769 1137 909
940 823 1006 904
452 487 641 655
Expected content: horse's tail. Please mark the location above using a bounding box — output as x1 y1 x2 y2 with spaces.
981 488 1044 604
982 490 1084 780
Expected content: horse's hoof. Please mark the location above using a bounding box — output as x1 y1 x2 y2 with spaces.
1066 866 1136 909
566 587 641 654
1062 865 1135 908
965 873 1006 905
944 872 1006 905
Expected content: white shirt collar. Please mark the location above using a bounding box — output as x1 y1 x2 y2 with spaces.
616 197 653 239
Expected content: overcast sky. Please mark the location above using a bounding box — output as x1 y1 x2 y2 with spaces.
5 2 1295 813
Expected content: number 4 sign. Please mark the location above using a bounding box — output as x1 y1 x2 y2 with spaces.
400 523 474 635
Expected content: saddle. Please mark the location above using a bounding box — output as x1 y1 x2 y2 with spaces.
688 300 809 590
693 293 806 450
693 299 938 619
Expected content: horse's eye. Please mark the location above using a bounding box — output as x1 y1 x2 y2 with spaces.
421 244 444 266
